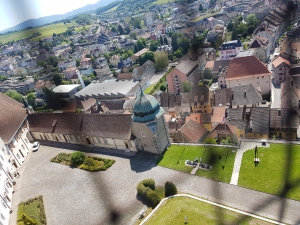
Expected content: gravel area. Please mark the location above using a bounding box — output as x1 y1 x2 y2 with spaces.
10 144 300 225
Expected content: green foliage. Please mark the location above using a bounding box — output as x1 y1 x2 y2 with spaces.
150 40 160 51
26 93 37 108
111 26 117 33
220 137 231 145
133 17 142 29
204 137 217 144
118 24 124 34
43 87 60 109
125 26 131 35
147 190 161 207
165 181 177 197
70 151 85 167
154 51 168 71
5 89 23 103
160 84 167 92
52 72 63 86
173 49 182 59
48 55 58 67
75 108 83 113
75 14 92 24
227 22 234 31
139 51 155 65
17 196 46 225
0 75 7 81
203 68 213 79
182 81 192 93
21 213 37 225
246 14 259 27
81 75 91 86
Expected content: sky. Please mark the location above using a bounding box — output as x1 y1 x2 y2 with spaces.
0 0 100 31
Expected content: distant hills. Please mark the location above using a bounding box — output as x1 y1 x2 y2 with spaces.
0 0 116 34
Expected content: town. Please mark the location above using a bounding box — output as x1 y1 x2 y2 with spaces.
0 0 300 224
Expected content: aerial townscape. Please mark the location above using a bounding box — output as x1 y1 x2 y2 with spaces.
1 0 300 224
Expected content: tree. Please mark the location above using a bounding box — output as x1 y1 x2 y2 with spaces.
5 90 22 103
182 81 192 92
131 32 137 40
42 87 60 109
82 76 91 86
178 36 190 54
160 35 164 45
237 22 247 35
221 137 231 145
76 59 80 67
111 26 117 33
174 49 182 59
204 137 217 144
165 181 177 197
26 93 36 108
149 40 160 51
139 51 155 65
133 17 141 29
154 52 168 71
164 36 168 45
227 22 234 31
48 55 58 67
246 14 258 27
203 68 213 79
118 24 124 35
52 72 63 86
147 190 161 207
125 26 131 35
199 3 203 11
171 32 179 51
160 84 167 92
137 38 147 51
70 151 85 167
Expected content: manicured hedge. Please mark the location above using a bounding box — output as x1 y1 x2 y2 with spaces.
137 179 161 207
165 181 177 197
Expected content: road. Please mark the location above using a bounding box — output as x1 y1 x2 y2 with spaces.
10 143 300 225
269 48 281 108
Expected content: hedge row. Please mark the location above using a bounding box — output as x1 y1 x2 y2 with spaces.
137 179 161 207
148 67 174 95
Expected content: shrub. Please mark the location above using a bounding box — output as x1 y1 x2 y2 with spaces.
70 151 85 167
165 181 177 197
137 179 155 198
204 137 217 144
21 213 37 225
147 190 161 207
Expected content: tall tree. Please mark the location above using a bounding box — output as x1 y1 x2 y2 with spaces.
182 81 192 92
118 25 124 35
48 55 58 67
164 36 168 45
125 26 131 35
150 40 160 51
52 72 63 86
160 36 164 45
178 36 190 54
26 92 37 109
42 87 60 109
139 51 155 65
154 52 168 71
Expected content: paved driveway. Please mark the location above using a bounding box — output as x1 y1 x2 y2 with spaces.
11 145 300 225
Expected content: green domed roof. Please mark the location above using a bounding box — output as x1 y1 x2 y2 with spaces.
133 90 163 123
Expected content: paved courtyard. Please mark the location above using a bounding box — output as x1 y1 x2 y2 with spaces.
10 145 300 225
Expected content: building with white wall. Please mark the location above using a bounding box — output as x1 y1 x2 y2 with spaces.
219 40 243 59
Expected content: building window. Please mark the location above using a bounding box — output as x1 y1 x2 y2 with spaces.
257 77 259 79
140 131 146 138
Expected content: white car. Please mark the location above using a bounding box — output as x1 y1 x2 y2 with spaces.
32 142 40 152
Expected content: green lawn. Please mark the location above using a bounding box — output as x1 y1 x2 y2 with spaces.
239 144 300 201
144 84 156 94
0 22 90 43
157 145 236 183
144 196 272 225
17 196 46 225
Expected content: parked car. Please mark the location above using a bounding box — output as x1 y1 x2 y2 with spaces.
32 142 40 152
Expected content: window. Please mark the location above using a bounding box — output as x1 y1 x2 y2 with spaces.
21 144 25 150
257 77 259 79
140 131 146 138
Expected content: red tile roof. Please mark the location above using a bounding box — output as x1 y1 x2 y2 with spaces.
226 56 270 80
174 120 207 143
0 93 27 143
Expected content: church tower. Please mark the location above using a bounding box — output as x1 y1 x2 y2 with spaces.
131 90 170 154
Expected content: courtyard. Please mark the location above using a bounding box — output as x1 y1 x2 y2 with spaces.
10 144 300 225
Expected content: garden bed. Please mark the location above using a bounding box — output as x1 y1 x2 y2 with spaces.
17 196 46 225
51 152 115 172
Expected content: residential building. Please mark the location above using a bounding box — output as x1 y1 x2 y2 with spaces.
79 65 94 76
173 120 208 143
63 67 78 80
57 59 76 71
131 48 149 61
231 84 263 108
191 85 212 114
166 58 198 94
280 76 300 111
247 107 269 139
225 56 271 95
0 93 32 225
249 36 270 63
269 108 299 139
52 84 81 101
219 40 243 59
272 56 291 84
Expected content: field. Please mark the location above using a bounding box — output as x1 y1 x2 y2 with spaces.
0 21 89 43
103 4 120 13
144 196 272 225
238 144 300 201
157 145 236 183
152 0 175 5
